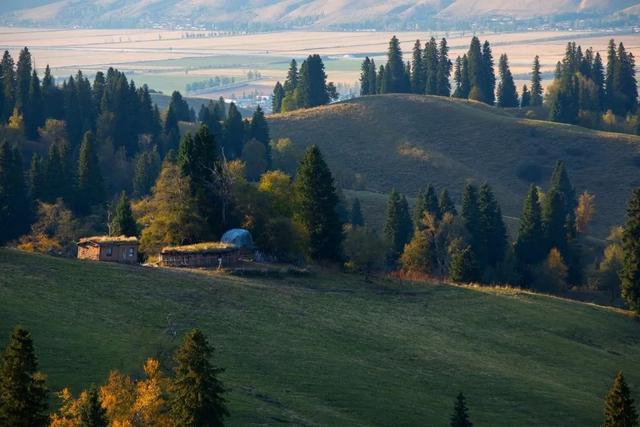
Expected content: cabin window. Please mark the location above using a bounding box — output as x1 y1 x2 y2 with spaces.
128 247 134 257
106 247 112 256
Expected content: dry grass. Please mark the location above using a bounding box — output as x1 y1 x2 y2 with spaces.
77 235 139 245
161 242 236 253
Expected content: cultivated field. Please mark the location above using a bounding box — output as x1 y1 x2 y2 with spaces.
1 248 639 426
1 27 639 97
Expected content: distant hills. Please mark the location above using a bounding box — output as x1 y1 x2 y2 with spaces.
269 94 640 238
3 0 640 30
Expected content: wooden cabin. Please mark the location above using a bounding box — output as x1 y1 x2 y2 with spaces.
77 236 139 264
159 242 240 268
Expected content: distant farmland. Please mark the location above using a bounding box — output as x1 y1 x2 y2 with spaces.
1 27 638 97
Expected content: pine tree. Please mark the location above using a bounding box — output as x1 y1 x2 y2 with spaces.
384 189 413 265
593 52 606 111
250 105 271 168
297 54 330 108
497 54 519 108
550 160 577 219
425 184 441 220
111 192 138 237
272 81 285 113
360 57 371 96
168 90 191 122
450 392 473 427
410 41 423 94
294 145 343 261
453 56 464 98
413 189 427 229
0 142 31 243
0 326 49 427
350 198 364 227
76 131 104 214
602 372 638 427
439 188 457 216
79 385 108 427
170 329 228 427
621 189 640 313
530 55 543 107
616 43 638 115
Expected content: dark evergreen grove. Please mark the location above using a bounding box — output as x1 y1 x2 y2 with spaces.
548 40 637 125
272 55 338 112
384 189 413 265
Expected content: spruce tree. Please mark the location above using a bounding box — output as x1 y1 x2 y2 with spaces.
111 192 138 237
250 105 271 168
542 188 568 256
605 39 618 112
14 47 32 114
467 37 485 102
0 51 16 123
521 85 531 108
79 385 108 427
168 90 191 122
453 56 464 98
437 38 452 97
423 37 439 95
0 142 31 243
530 55 543 107
29 153 46 201
284 59 298 94
461 183 482 268
439 188 457 216
272 81 285 113
76 131 104 214
515 186 545 284
481 41 496 105
222 102 245 159
497 54 519 108
450 392 473 427
360 57 372 96
387 36 406 93
384 189 413 265
25 70 43 139
621 189 640 313
550 160 576 218
293 145 343 261
425 184 441 220
0 327 48 427
410 41 423 94
602 372 638 427
170 329 228 427
478 183 507 270
449 246 479 284
350 198 364 227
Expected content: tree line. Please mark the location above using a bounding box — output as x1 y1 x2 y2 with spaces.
1 326 637 426
271 55 339 113
357 36 638 133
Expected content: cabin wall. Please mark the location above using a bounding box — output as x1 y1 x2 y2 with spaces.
77 245 100 261
99 245 138 264
160 250 240 268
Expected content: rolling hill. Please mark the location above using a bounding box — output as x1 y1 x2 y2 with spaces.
1 248 640 425
269 94 640 238
4 0 639 29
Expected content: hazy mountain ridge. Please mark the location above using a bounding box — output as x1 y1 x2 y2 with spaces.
4 0 640 29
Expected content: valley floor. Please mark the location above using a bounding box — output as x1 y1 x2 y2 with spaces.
0 248 638 426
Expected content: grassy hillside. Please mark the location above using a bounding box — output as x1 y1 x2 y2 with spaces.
270 94 640 237
1 248 640 426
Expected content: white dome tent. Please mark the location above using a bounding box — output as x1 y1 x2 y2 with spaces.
221 229 254 249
